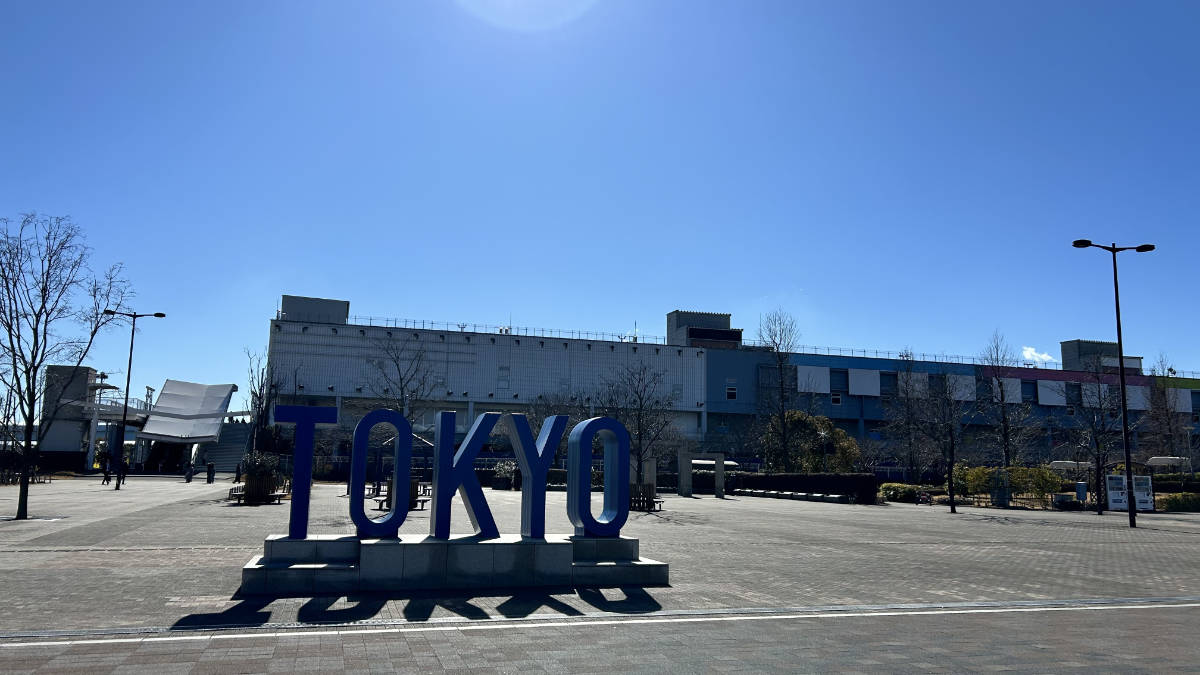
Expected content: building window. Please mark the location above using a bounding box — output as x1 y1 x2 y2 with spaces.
331 327 337 335
726 387 737 400
831 393 842 405
830 369 849 393
1021 380 1037 403
880 372 898 397
1066 406 1075 417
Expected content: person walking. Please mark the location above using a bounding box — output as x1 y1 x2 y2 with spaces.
206 462 215 484
117 458 127 487
185 462 194 483
101 457 111 485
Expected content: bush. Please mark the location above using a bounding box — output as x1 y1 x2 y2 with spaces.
1156 492 1200 512
953 465 1063 499
737 473 878 504
241 450 280 479
880 483 918 503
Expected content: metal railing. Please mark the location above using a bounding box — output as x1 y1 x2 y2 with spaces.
278 311 1200 376
345 315 667 345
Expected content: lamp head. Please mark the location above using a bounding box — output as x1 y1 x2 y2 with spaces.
153 312 166 318
103 309 116 316
1072 239 1093 249
1134 244 1155 253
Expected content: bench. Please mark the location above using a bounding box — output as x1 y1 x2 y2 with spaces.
229 483 287 504
630 484 663 512
373 497 430 511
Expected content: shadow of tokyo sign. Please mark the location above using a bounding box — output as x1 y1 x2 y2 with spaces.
277 407 630 539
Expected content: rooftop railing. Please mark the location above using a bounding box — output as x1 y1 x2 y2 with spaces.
346 315 667 345
280 313 1200 377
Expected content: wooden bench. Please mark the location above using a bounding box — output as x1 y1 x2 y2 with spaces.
229 483 287 504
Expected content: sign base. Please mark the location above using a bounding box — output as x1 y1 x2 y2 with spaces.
241 533 668 596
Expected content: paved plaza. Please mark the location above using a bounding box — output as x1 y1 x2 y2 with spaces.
2 476 1200 672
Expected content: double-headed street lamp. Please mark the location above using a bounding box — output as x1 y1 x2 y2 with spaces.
103 309 166 490
1072 240 1155 528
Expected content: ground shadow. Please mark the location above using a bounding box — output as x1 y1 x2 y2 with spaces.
575 586 662 614
171 596 274 631
173 584 664 630
297 595 388 624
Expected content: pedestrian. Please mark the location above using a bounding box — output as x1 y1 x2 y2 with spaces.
185 462 194 483
117 459 127 486
235 462 242 484
206 462 215 484
101 458 111 485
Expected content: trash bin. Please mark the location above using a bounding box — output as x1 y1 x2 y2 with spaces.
1075 482 1088 503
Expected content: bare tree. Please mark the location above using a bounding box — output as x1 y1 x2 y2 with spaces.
757 308 798 471
592 361 678 485
881 350 937 482
245 348 284 454
977 331 1037 467
921 373 975 514
1064 357 1126 514
367 332 435 428
520 390 589 467
1144 355 1190 463
0 214 130 519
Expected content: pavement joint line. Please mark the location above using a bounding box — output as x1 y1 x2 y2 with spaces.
2 600 1199 649
1 595 1199 644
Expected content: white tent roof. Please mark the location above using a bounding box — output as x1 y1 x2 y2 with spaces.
137 380 237 444
1049 461 1089 470
1146 456 1191 468
691 459 739 467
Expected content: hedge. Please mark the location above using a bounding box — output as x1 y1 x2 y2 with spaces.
1155 492 1200 512
736 472 878 504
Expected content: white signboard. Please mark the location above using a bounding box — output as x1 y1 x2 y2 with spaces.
1106 475 1154 512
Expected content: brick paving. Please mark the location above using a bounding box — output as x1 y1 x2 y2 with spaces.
1 476 1199 672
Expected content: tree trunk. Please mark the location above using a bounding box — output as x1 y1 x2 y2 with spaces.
947 426 957 514
1001 411 1011 468
15 418 34 520
1094 450 1104 515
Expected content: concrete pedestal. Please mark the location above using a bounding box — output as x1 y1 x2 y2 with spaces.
242 533 668 596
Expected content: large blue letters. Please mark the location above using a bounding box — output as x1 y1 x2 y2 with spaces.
430 411 501 539
348 409 411 538
278 407 631 541
507 413 568 538
566 416 630 538
274 405 339 539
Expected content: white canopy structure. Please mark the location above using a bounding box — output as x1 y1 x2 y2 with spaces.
1049 461 1090 471
137 380 238 444
1146 456 1192 470
691 459 739 467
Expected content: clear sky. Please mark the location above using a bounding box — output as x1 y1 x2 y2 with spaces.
2 0 1198 408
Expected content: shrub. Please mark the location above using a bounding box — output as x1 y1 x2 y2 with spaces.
1156 492 1200 512
953 465 1065 499
880 483 918 503
241 450 280 479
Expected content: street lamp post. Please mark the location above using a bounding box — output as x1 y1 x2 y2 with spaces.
1072 240 1155 528
103 309 166 490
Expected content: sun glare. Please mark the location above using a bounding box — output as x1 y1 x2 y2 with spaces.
455 0 600 32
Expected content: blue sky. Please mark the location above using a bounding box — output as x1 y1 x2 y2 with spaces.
2 0 1198 407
